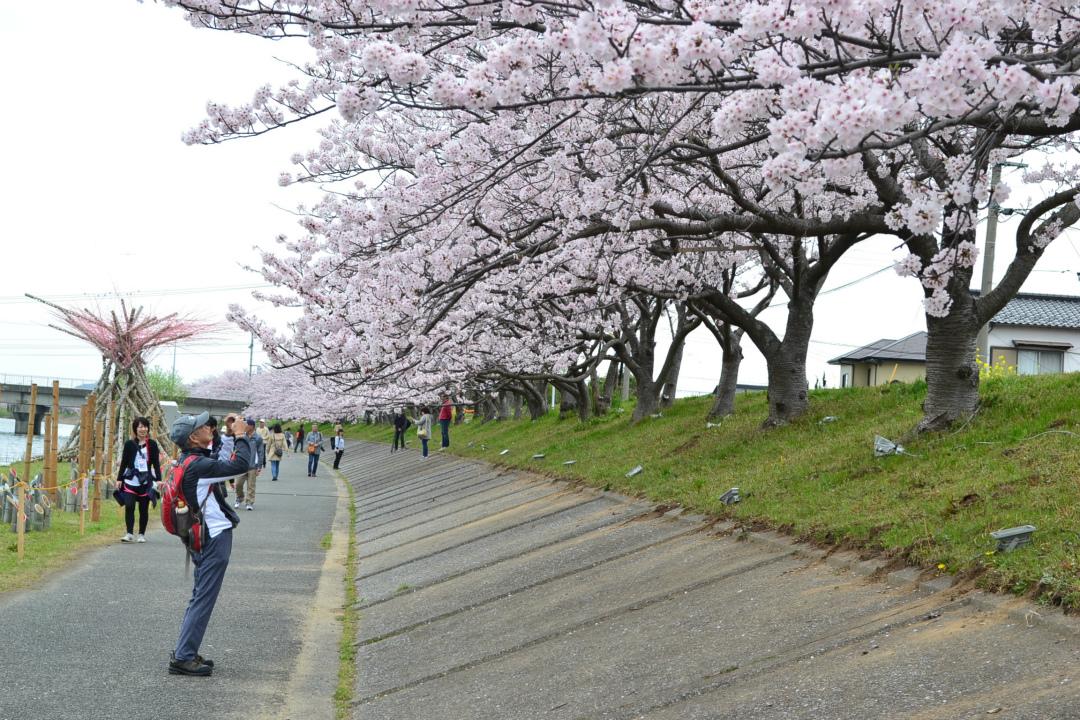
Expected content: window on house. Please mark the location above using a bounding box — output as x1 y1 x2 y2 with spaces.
1017 349 1064 375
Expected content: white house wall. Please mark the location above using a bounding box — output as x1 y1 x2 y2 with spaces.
987 325 1080 373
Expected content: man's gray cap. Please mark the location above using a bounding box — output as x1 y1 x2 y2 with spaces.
170 411 211 445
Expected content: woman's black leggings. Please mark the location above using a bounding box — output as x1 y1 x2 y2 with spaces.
123 491 151 534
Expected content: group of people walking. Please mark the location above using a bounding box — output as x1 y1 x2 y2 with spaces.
114 416 347 541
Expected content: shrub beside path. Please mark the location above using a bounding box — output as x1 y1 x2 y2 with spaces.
342 441 1080 720
0 450 345 720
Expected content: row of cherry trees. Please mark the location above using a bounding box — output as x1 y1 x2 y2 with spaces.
161 0 1080 430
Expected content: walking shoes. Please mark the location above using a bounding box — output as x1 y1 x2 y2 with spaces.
168 657 213 677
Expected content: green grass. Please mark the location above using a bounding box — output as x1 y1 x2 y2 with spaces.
321 532 333 550
334 478 358 720
338 375 1080 609
1 459 128 592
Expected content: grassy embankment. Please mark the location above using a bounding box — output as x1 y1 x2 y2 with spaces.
0 459 127 592
334 374 1080 608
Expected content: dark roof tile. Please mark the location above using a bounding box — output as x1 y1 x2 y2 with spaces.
990 293 1080 329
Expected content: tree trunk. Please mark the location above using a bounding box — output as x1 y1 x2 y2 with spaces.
633 377 661 420
762 309 814 428
709 340 743 420
659 341 684 410
575 379 592 422
600 361 620 413
919 296 980 432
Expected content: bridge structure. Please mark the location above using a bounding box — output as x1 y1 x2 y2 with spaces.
1 380 249 436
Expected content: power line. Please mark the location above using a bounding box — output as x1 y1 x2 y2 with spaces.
0 283 272 305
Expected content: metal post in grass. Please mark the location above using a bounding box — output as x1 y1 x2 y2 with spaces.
18 383 39 560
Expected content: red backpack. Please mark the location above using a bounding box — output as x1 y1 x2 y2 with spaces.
161 456 205 553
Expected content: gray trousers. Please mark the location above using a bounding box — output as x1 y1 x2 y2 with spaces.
175 528 233 661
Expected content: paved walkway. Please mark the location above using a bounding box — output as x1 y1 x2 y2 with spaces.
341 441 1080 720
0 448 345 720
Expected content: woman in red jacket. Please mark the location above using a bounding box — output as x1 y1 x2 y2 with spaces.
438 394 453 450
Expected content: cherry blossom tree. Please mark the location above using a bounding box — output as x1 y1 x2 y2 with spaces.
160 0 1080 431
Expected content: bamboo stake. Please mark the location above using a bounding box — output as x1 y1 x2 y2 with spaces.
91 418 104 522
44 414 55 503
86 390 99 520
51 380 60 502
43 412 52 492
17 383 38 561
79 400 91 535
105 401 117 485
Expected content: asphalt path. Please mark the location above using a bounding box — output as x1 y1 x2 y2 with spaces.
0 447 343 720
341 440 1080 720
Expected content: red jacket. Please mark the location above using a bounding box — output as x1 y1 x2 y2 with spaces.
438 401 452 421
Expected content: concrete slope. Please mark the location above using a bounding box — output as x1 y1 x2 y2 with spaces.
342 442 1080 720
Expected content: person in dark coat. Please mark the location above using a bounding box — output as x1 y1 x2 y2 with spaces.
392 409 411 452
166 412 251 677
115 416 163 543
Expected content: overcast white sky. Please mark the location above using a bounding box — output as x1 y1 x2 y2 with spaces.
1 2 1079 396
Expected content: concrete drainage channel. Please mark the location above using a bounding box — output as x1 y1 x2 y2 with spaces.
337 442 1080 720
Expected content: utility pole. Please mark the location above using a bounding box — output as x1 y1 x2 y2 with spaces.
248 331 255 379
977 161 1026 363
171 343 177 378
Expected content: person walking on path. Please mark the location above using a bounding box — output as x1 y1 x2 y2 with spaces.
415 406 433 458
284 427 293 451
217 414 237 462
306 423 325 477
167 412 251 677
294 427 304 453
392 409 410 453
331 429 345 469
207 416 222 459
256 419 271 447
267 423 287 481
438 394 452 450
235 417 263 511
115 416 162 544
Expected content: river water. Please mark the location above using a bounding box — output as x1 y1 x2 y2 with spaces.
0 418 74 465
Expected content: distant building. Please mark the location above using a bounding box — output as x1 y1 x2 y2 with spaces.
828 293 1080 387
828 331 928 388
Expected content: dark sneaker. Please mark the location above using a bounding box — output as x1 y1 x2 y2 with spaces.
170 652 213 668
168 657 212 676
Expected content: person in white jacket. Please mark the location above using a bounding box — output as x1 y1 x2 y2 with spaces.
332 429 346 469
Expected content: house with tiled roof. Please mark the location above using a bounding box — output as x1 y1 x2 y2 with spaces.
985 293 1080 375
828 293 1080 387
828 331 929 387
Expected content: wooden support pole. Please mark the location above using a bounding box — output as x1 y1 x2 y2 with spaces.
91 417 104 522
105 401 117 487
17 383 38 561
51 380 60 502
43 413 52 493
78 399 92 535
